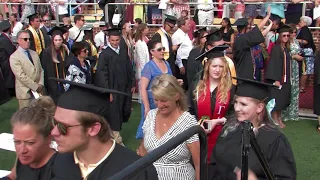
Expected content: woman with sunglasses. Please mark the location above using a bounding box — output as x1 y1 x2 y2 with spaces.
40 26 70 104
135 39 172 154
189 46 235 162
4 97 57 180
208 77 296 180
140 74 200 180
281 24 303 122
64 41 91 91
265 24 293 128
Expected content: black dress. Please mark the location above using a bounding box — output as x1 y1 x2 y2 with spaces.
51 144 158 180
94 46 133 131
314 51 320 115
221 28 234 43
233 26 265 80
40 47 69 103
16 153 57 180
265 44 291 111
208 125 296 179
186 46 204 87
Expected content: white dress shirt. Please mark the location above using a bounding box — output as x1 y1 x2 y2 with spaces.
11 22 23 37
69 26 85 42
94 31 107 48
172 28 193 68
197 0 214 10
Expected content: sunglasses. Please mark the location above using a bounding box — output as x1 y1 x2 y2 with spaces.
43 19 50 22
152 78 171 88
291 31 297 34
282 34 290 37
152 47 165 52
81 49 88 53
20 38 30 42
52 119 82 135
166 23 174 29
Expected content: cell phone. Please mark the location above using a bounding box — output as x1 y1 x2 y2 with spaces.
203 122 209 130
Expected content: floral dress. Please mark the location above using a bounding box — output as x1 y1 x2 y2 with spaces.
282 38 300 121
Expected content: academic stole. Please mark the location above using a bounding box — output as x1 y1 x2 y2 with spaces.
197 80 230 159
28 26 45 54
55 49 66 91
281 47 291 84
86 40 98 57
157 29 170 60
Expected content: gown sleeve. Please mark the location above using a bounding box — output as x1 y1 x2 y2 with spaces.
237 26 265 50
265 45 284 82
94 50 110 89
266 135 297 179
188 78 198 117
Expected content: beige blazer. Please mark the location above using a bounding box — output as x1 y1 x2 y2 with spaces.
10 48 44 100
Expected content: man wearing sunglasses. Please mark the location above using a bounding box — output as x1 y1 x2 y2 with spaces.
152 14 180 76
9 30 44 109
69 15 86 42
40 14 52 48
50 79 157 179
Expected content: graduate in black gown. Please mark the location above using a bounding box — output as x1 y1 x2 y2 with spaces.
82 27 98 71
94 28 133 145
232 7 273 80
208 77 296 180
265 25 292 129
187 27 207 87
40 26 70 104
0 20 16 97
49 79 158 180
1 98 57 180
26 13 46 55
314 50 320 132
151 14 178 76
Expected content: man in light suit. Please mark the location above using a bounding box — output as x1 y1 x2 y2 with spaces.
10 30 44 109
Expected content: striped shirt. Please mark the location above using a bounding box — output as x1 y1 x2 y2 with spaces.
143 109 199 180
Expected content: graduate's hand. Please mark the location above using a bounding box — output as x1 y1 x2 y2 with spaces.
274 81 281 87
179 67 186 75
110 94 113 102
36 85 44 93
234 167 258 180
267 6 271 17
177 79 184 86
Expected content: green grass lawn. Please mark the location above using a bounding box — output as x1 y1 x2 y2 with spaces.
0 99 319 179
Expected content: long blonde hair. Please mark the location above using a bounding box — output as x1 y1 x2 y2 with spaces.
151 74 188 111
195 57 232 103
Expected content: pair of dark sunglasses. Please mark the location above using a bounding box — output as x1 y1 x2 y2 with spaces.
152 78 171 88
52 119 82 135
282 34 290 37
81 49 88 53
153 47 165 52
20 38 30 42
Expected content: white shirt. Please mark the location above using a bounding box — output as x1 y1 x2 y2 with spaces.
55 0 69 15
134 40 149 80
197 0 214 11
172 28 193 68
69 25 85 42
11 22 23 37
94 31 107 48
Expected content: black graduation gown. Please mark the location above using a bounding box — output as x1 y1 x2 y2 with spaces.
187 46 204 87
94 46 133 131
265 44 291 111
233 26 265 80
0 33 16 90
0 70 10 105
15 153 58 180
40 47 69 104
314 51 320 115
51 144 158 180
151 32 177 76
208 126 296 180
188 82 236 118
83 40 98 69
40 26 52 48
26 29 45 54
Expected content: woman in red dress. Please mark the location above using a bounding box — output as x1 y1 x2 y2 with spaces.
189 46 235 161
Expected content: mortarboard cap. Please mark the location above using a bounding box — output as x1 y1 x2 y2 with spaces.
0 20 11 31
196 45 229 61
193 27 207 38
277 24 292 33
106 27 121 36
50 78 129 117
233 18 248 27
83 25 93 34
205 29 222 43
233 77 278 102
48 26 68 36
164 14 177 25
27 13 39 20
61 25 73 32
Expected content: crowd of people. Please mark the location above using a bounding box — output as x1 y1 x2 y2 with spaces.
0 1 320 180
